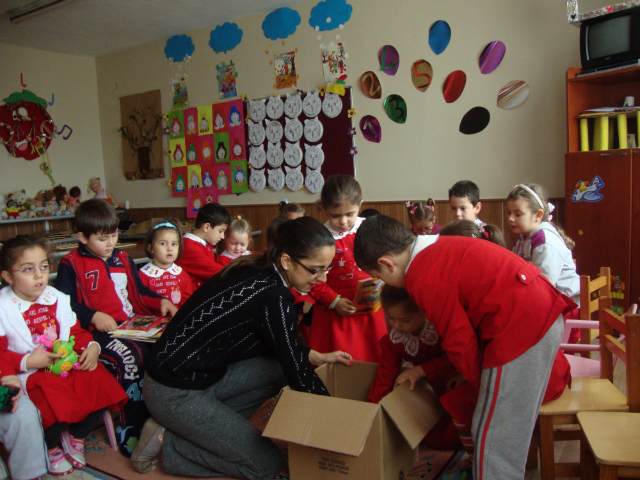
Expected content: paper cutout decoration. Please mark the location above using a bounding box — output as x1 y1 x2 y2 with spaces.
187 189 202 218
249 144 267 169
186 142 198 163
302 89 322 117
284 93 303 118
268 167 285 190
497 80 529 110
187 164 202 188
267 95 284 119
213 105 226 131
168 111 185 139
322 93 343 118
171 78 189 110
305 168 324 193
197 105 213 135
285 165 304 191
479 41 506 74
378 45 400 76
216 164 232 194
184 108 198 136
250 167 266 192
359 115 381 143
360 71 382 99
229 132 244 160
262 7 301 40
201 186 218 205
165 35 195 62
172 167 187 197
459 107 490 135
229 106 242 128
304 117 324 142
411 60 433 92
284 141 303 167
384 95 407 124
199 135 214 162
248 119 266 145
214 133 229 163
267 142 284 168
321 43 348 84
443 70 466 103
200 162 215 186
265 119 284 143
170 139 186 167
249 99 267 122
284 117 303 142
217 62 237 99
274 51 299 89
309 0 353 31
209 22 243 54
231 160 248 193
305 143 324 169
571 175 605 202
429 21 451 55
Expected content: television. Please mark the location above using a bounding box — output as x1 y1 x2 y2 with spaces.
580 6 640 71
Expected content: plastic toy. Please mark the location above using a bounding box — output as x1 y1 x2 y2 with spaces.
0 385 20 413
45 337 80 378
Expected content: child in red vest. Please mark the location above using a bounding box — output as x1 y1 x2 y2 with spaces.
55 199 177 457
176 202 230 290
216 216 254 267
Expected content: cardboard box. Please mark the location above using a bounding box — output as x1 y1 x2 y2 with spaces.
263 361 444 480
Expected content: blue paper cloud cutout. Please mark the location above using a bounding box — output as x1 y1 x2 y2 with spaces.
164 35 195 62
209 22 243 54
262 7 301 40
309 0 352 31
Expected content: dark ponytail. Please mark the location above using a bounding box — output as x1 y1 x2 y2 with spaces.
220 216 335 276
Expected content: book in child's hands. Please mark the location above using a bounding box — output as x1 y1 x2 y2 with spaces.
352 278 384 315
118 314 165 332
109 315 172 342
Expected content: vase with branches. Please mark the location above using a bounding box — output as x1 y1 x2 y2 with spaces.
118 103 162 178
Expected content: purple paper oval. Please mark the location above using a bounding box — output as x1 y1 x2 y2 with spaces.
378 45 400 76
360 115 382 143
479 41 506 74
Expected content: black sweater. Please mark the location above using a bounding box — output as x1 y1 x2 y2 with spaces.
147 265 329 396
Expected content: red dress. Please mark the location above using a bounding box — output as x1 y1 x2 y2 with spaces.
139 262 193 308
11 302 127 429
305 218 387 362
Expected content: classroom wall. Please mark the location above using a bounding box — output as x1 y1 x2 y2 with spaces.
95 0 586 208
0 43 105 199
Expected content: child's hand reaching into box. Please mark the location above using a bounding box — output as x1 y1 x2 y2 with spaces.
394 365 425 391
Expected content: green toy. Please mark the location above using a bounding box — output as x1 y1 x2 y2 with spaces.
45 337 80 378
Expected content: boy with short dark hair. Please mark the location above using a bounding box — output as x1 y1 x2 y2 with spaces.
353 215 575 480
177 202 231 290
449 180 483 225
55 199 177 456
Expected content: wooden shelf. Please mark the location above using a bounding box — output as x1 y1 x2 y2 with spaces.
568 66 640 86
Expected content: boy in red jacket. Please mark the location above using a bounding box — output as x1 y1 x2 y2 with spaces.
176 202 230 291
55 199 177 457
353 215 575 480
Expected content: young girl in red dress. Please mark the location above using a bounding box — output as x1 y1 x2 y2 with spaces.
216 217 254 267
0 235 128 476
139 220 192 307
406 199 442 235
304 175 387 362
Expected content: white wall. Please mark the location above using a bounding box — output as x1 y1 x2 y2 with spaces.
0 43 104 199
96 0 585 208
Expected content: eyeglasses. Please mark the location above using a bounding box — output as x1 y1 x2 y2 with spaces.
411 227 432 235
292 258 333 276
12 264 52 275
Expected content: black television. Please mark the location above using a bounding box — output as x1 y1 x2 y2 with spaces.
580 6 640 71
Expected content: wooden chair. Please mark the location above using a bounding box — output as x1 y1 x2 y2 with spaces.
577 302 640 479
533 296 629 480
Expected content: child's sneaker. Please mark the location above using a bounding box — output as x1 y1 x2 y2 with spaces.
48 446 73 476
61 431 86 469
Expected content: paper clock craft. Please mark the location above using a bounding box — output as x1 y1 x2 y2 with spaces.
302 89 322 117
284 141 303 167
267 95 284 120
268 167 285 190
304 117 324 142
305 143 324 169
284 117 303 142
322 93 343 118
267 142 284 168
285 165 304 191
250 144 267 168
250 167 266 192
284 93 303 118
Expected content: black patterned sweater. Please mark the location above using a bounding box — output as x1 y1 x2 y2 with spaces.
147 265 329 396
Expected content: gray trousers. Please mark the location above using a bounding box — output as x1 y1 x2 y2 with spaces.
0 395 48 480
472 314 564 480
144 356 287 480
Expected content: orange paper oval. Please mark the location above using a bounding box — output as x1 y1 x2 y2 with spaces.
360 71 382 99
411 60 433 92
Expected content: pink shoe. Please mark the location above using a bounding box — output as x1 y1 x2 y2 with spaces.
48 446 73 476
61 431 86 469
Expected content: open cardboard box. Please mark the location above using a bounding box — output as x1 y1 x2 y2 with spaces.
263 361 445 480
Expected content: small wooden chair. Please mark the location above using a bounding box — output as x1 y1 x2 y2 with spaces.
577 302 640 479
533 296 629 480
571 267 611 359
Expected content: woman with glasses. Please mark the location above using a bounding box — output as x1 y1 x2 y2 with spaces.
134 216 353 478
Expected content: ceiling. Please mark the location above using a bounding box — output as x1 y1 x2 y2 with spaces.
0 0 306 57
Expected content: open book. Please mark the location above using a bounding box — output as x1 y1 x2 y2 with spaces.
109 315 172 343
352 278 384 315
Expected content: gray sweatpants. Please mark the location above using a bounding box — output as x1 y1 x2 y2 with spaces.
0 395 48 480
144 356 287 480
472 314 563 480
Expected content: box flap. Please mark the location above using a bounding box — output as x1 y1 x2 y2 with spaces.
332 361 379 401
314 364 333 396
263 388 380 457
379 380 445 449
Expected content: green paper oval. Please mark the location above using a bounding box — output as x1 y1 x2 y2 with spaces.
384 94 407 124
